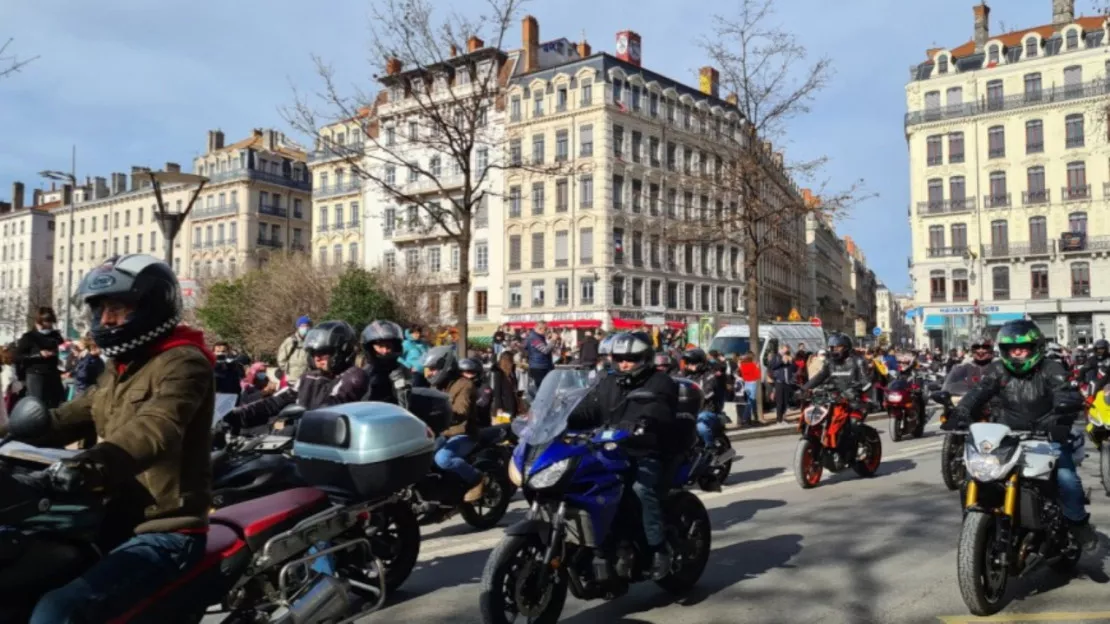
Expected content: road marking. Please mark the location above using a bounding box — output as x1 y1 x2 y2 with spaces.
418 436 945 559
937 612 1110 623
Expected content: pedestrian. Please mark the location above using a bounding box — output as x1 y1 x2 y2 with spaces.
16 307 65 408
402 325 430 387
739 352 762 426
770 345 797 424
73 337 105 398
525 321 558 390
277 315 312 383
487 351 522 421
578 329 599 366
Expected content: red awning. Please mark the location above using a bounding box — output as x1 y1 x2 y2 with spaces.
505 321 536 329
665 320 687 329
549 319 602 329
611 317 687 330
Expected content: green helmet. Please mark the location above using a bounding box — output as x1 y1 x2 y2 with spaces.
996 319 1045 375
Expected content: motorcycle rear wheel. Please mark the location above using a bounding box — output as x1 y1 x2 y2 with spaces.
852 427 882 478
368 501 421 593
941 433 965 491
656 490 712 594
957 510 1010 616
461 471 515 531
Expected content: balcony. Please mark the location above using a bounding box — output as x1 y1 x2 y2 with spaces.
1022 189 1050 205
981 240 1054 259
290 242 306 252
926 246 968 258
906 77 1110 127
1062 184 1091 201
313 181 362 199
927 155 943 166
988 146 1005 159
307 143 363 163
406 173 464 195
391 220 450 243
1059 234 1110 254
917 198 975 215
258 203 288 218
207 168 311 192
255 237 283 249
982 193 1011 209
190 202 239 220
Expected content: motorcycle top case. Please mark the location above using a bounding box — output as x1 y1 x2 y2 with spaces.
293 402 435 500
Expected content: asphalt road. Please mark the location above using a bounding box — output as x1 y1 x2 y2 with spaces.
201 417 1110 624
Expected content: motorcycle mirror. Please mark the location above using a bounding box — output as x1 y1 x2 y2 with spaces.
277 404 307 420
1053 392 1086 414
927 383 942 392
407 387 453 434
8 396 52 440
930 391 951 405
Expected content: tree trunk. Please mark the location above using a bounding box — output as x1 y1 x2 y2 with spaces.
455 214 471 355
745 257 763 423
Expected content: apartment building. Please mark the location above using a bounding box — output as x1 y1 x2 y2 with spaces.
502 23 807 333
805 205 850 334
907 0 1110 348
0 183 55 342
190 128 312 276
843 236 878 342
875 285 910 347
309 117 365 267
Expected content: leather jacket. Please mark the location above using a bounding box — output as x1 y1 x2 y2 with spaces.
956 359 1072 431
698 371 725 413
1078 355 1110 392
230 366 369 430
568 369 679 454
802 354 873 395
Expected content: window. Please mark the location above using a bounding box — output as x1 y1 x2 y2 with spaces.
986 80 1004 111
474 290 488 317
612 125 624 158
926 135 942 166
508 282 522 308
951 223 967 251
531 134 545 164
1029 216 1048 253
987 125 1005 158
425 246 441 273
579 227 593 264
950 176 966 209
580 124 593 156
1031 265 1049 299
408 121 418 140
631 131 642 163
631 179 643 213
991 219 1009 253
555 130 568 161
580 174 593 207
508 235 521 270
631 231 643 266
510 96 521 121
1026 166 1047 204
992 266 1010 301
556 86 568 111
531 232 544 268
1069 211 1087 233
1065 161 1088 199
475 148 488 173
530 280 545 306
509 139 522 166
1025 36 1038 58
555 230 568 267
648 184 660 215
927 178 944 209
1024 73 1042 101
1071 262 1090 297
611 276 625 306
1064 65 1083 97
509 186 521 217
612 174 624 210
475 241 489 273
555 179 568 212
649 137 660 167
531 182 545 215
948 132 964 163
1065 114 1084 148
1025 119 1043 153
630 278 643 307
613 227 624 264
533 90 544 117
988 171 1008 207
1066 29 1079 50
555 278 569 306
580 79 592 105
953 269 969 302
928 225 945 252
580 277 594 304
937 54 948 73
988 45 1000 64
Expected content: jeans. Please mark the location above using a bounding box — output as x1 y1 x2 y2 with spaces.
31 532 207 624
435 435 480 485
774 381 790 422
632 456 665 547
528 368 550 392
1052 441 1087 523
742 381 758 423
695 410 720 446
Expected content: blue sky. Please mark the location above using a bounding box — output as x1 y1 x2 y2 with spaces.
2 0 1102 292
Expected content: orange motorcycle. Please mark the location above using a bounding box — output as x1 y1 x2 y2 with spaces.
793 387 882 489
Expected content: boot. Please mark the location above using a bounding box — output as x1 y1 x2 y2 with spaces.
650 545 673 580
463 475 489 503
1070 516 1100 554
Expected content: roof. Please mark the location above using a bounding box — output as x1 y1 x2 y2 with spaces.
217 131 306 161
946 15 1104 59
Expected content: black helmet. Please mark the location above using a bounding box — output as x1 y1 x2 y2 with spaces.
608 332 654 384
459 357 483 375
1094 339 1109 358
827 333 853 362
304 321 358 373
682 348 708 373
421 346 459 389
76 254 182 359
361 320 404 367
653 352 677 374
970 338 994 365
996 319 1045 375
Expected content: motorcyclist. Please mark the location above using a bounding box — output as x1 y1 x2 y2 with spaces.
224 321 368 432
424 347 486 503
653 352 678 374
1078 338 1109 393
3 254 216 622
944 320 1098 552
944 339 995 389
800 333 873 449
361 320 408 404
567 332 679 579
682 348 724 447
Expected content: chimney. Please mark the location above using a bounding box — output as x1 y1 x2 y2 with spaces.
467 36 484 53
449 44 458 57
62 184 73 206
130 166 144 192
11 182 23 211
265 129 279 150
762 140 773 154
1053 0 1074 27
214 130 224 150
577 40 591 57
522 15 539 73
111 172 127 195
801 188 813 206
773 151 784 168
698 66 720 98
725 92 738 106
615 31 642 67
973 3 990 53
166 162 181 173
32 189 42 206
385 57 403 75
94 176 109 199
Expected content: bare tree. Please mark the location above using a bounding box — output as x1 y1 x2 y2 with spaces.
285 0 530 353
373 267 450 330
690 0 868 419
0 38 37 79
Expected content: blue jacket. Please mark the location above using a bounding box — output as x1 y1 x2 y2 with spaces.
74 354 105 394
525 330 554 371
401 331 429 372
770 356 797 384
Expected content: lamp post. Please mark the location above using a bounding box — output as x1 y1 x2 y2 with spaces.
39 146 77 338
139 170 208 269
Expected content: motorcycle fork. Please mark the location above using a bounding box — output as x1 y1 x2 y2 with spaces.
538 502 567 588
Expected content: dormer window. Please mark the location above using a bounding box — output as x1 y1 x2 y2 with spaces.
937 54 949 74
988 44 1000 64
1066 29 1079 50
1025 36 1038 58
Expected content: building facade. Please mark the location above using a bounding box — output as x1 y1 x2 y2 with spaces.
309 118 365 267
0 183 55 342
805 208 849 334
501 22 807 335
906 0 1110 348
875 285 910 348
843 236 879 343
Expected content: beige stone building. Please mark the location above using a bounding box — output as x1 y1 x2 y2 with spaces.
0 182 56 342
308 118 365 267
906 0 1110 348
805 205 850 335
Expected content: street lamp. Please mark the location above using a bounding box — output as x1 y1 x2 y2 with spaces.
138 170 208 268
40 147 77 338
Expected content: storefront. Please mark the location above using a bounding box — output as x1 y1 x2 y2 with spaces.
920 304 1025 350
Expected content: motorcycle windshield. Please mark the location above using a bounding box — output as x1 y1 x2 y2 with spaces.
213 393 239 426
512 369 592 446
941 365 975 396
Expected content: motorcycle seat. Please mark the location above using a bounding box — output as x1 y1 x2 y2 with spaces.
210 487 330 550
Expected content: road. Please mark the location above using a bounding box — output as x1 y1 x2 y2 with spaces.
352 420 1110 624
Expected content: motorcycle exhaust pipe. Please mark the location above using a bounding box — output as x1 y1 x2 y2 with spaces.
713 448 737 466
273 575 354 624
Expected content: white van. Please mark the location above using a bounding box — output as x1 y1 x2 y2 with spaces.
709 322 827 369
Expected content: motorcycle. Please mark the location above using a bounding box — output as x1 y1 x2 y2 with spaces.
0 398 439 622
677 378 735 492
932 377 990 491
955 394 1088 616
478 375 711 623
793 386 882 489
1083 375 1110 496
884 373 928 442
210 403 307 509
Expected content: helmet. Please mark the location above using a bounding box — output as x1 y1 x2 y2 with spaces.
1046 342 1064 361
607 332 654 384
76 254 182 359
1094 339 1109 358
970 338 994 365
459 357 483 375
421 346 459 389
361 320 404 367
598 334 615 356
653 352 677 374
996 320 1045 375
304 321 358 373
827 333 853 362
682 348 708 373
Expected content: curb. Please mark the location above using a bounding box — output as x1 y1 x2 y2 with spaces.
726 411 893 442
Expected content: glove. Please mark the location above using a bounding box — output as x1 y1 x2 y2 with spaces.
941 406 971 431
44 457 104 494
221 409 244 435
1046 424 1072 444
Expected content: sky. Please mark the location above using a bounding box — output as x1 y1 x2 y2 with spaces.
2 0 1104 293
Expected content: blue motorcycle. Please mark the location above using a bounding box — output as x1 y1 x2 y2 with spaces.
478 373 712 623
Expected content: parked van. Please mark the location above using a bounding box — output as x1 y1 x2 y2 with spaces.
709 323 827 369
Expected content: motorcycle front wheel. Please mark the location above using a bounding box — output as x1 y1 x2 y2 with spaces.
479 534 567 624
957 510 1010 616
1100 442 1110 497
888 411 903 442
941 433 965 491
793 437 824 489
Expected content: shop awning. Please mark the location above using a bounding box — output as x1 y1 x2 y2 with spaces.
988 312 1025 326
923 315 945 330
611 317 687 330
506 319 602 330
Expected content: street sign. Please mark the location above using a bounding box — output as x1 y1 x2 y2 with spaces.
644 315 666 326
872 327 882 337
810 317 822 327
787 308 802 322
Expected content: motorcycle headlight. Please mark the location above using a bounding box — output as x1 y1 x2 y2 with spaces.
528 458 572 490
886 392 904 403
964 441 1019 482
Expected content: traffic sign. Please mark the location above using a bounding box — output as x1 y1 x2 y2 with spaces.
872 326 882 337
810 317 822 327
